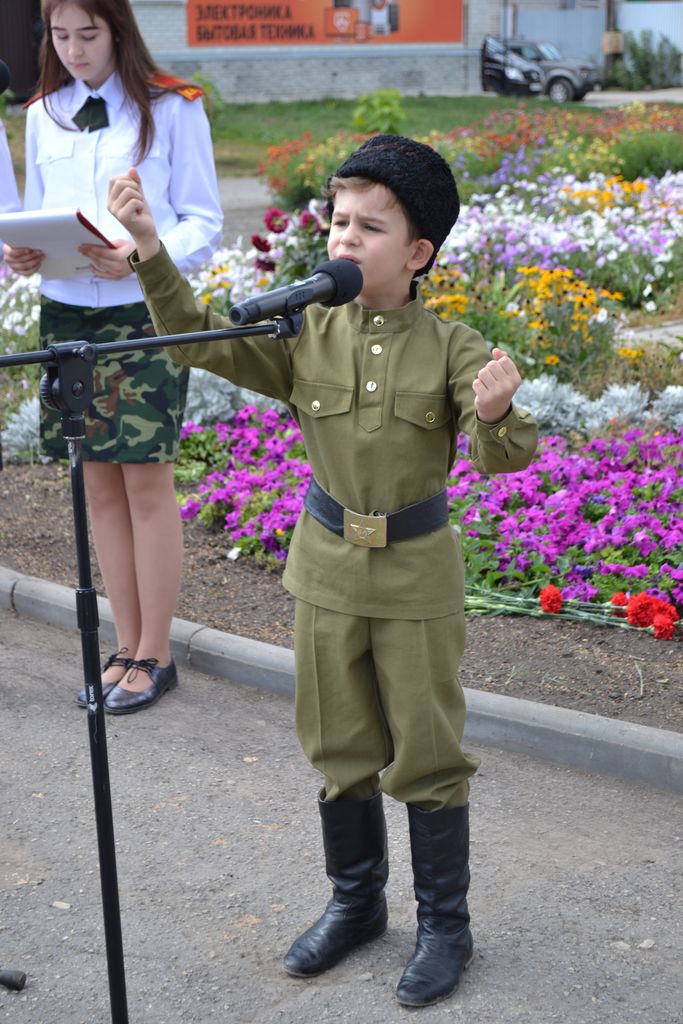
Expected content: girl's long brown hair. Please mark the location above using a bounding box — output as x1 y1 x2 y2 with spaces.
39 0 172 161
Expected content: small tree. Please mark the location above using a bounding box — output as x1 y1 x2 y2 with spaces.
609 29 682 90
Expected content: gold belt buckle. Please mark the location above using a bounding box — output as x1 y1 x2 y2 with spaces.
343 508 387 548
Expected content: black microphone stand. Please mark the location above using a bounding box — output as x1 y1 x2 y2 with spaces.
0 313 302 1023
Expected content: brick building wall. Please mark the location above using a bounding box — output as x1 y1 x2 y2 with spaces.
131 1 503 102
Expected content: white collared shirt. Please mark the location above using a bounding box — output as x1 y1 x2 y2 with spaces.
24 72 223 307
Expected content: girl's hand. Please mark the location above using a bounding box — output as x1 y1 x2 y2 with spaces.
107 167 160 260
79 238 136 279
2 243 44 276
472 347 522 425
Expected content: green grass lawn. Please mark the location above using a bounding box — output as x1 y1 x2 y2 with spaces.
206 94 557 175
3 93 605 184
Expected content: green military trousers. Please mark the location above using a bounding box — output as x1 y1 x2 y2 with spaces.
294 600 481 810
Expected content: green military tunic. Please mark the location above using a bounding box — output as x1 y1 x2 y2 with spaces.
134 246 537 615
133 245 539 806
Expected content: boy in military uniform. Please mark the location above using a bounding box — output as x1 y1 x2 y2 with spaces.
108 136 538 1007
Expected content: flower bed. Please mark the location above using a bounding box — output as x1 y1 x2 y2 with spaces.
187 172 683 395
2 103 682 640
177 408 682 640
261 102 683 208
0 264 41 420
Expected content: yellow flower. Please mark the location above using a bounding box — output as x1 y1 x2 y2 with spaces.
617 346 645 360
544 354 560 365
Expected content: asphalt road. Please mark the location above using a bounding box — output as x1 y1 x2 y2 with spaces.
1 610 681 1024
582 86 683 107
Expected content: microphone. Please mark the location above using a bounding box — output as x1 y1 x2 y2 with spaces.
0 61 10 96
229 258 363 327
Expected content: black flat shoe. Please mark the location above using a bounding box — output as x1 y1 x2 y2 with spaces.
104 658 178 715
74 648 133 708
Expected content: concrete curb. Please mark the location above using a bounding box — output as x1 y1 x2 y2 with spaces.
1 564 681 794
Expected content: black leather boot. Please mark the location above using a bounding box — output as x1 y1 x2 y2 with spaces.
395 803 474 1007
283 792 388 977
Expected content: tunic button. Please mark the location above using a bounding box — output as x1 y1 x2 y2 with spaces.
497 425 508 438
371 344 383 355
366 381 378 392
373 315 384 327
311 400 321 412
425 411 436 424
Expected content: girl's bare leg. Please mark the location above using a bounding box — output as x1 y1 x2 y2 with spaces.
116 462 183 693
83 462 141 685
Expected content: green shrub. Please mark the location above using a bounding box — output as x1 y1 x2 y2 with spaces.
613 130 683 179
609 29 682 90
351 88 405 135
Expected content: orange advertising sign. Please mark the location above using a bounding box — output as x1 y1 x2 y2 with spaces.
187 2 464 47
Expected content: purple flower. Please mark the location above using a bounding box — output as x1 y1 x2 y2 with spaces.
179 499 201 520
180 421 204 439
178 412 682 606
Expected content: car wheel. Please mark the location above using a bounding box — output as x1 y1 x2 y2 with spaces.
548 77 575 103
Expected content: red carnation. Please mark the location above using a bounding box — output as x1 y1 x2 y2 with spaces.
660 601 680 624
610 592 629 618
626 592 658 627
652 613 677 641
540 584 563 614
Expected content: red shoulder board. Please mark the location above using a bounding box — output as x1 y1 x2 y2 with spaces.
149 73 203 101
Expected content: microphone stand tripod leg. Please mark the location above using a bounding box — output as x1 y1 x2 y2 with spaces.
48 339 130 1024
66 429 128 1023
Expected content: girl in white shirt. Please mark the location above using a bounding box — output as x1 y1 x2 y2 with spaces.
3 0 223 714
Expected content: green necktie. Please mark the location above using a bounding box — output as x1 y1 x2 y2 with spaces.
72 95 109 132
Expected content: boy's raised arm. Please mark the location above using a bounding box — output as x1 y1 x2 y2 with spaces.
108 168 161 262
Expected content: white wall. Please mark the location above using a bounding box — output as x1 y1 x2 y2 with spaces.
514 1 683 62
617 1 683 51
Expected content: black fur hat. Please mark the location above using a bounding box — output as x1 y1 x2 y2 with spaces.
327 134 460 275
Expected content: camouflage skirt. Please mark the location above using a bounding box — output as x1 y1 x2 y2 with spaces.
40 297 189 463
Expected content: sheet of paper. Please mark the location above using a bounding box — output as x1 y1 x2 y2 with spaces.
0 207 114 280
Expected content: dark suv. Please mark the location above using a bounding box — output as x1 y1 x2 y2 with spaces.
481 36 545 97
506 39 601 102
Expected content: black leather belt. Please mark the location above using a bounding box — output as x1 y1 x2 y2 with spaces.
304 476 449 548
